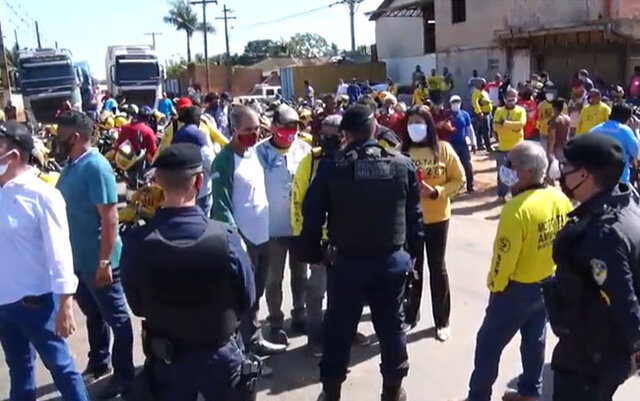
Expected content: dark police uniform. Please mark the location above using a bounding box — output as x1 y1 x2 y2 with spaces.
120 143 257 401
297 105 424 400
544 134 640 401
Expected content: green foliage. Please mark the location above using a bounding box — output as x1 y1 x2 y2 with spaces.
286 33 332 58
165 58 188 79
163 0 215 63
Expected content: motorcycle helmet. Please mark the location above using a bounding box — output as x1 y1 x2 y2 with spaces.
98 112 115 130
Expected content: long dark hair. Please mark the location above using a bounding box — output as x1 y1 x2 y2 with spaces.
402 105 439 161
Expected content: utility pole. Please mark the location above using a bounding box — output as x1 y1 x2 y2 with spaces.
144 32 163 50
14 30 19 50
35 21 42 48
344 0 363 53
216 5 236 65
191 0 217 92
55 41 58 49
0 19 12 104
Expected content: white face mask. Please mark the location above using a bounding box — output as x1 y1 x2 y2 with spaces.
0 150 17 176
545 93 555 102
407 123 428 143
499 165 519 187
451 103 461 112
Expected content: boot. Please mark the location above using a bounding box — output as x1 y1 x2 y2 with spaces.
381 380 406 401
317 380 342 401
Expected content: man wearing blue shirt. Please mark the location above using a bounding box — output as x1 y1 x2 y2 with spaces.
55 111 135 400
101 92 118 113
589 104 639 184
347 78 362 105
157 92 176 119
449 95 477 192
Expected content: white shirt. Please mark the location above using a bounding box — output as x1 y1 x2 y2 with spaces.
0 170 78 305
232 148 270 246
337 83 349 96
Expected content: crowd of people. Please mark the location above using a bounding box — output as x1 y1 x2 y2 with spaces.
0 62 639 401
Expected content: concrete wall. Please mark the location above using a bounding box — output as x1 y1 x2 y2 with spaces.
506 0 605 29
290 63 387 97
384 54 436 85
613 0 640 18
375 16 425 59
180 65 263 96
435 0 507 50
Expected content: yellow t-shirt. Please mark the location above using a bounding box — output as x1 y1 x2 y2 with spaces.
537 101 569 136
427 75 443 91
472 89 492 115
576 102 611 135
155 118 229 163
412 88 430 106
487 187 573 293
493 105 527 152
408 142 465 224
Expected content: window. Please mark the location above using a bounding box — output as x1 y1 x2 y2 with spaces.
452 0 466 24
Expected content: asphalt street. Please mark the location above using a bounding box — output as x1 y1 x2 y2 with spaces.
1 152 639 400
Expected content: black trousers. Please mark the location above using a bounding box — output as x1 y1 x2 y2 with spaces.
416 220 451 328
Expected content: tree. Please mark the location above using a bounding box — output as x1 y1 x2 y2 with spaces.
243 40 276 59
163 0 215 64
286 33 332 58
165 57 188 79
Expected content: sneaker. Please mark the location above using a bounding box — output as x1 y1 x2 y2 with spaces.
436 327 451 342
353 331 370 346
502 389 539 401
82 364 112 382
267 328 290 346
307 341 323 358
252 338 287 356
381 387 407 401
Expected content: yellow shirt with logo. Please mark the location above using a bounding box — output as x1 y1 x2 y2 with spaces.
408 142 465 224
493 105 527 152
576 102 611 135
537 101 568 136
427 75 443 91
487 187 573 293
472 89 493 115
412 88 430 106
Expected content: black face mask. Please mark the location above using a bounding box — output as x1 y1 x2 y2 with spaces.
559 170 586 199
320 135 342 151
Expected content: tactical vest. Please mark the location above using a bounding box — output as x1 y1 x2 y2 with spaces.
140 221 239 348
328 143 408 252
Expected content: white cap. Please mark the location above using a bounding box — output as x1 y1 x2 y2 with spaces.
450 95 462 103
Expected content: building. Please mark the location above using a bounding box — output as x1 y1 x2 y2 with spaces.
371 0 640 97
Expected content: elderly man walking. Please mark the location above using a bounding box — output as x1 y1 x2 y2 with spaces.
452 141 573 401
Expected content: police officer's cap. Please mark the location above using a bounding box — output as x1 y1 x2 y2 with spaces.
152 143 203 172
0 121 34 153
340 104 374 132
563 134 624 172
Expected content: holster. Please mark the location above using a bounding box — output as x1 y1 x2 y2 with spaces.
230 352 263 401
403 258 423 329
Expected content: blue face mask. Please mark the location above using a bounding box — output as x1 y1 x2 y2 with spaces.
499 165 519 187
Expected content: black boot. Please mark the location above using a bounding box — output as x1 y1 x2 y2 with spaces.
317 380 342 401
381 380 406 401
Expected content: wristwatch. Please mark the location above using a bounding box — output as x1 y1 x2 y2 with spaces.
99 260 112 269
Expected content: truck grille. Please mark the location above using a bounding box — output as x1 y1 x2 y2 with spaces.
122 90 156 108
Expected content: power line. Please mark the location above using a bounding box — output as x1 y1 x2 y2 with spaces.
236 1 341 29
144 32 163 50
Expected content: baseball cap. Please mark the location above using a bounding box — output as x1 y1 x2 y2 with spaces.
0 121 34 153
563 133 624 173
176 97 193 110
450 95 462 103
273 105 300 126
152 143 203 172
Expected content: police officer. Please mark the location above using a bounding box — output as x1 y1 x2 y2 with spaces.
545 134 640 400
297 104 424 401
120 143 257 400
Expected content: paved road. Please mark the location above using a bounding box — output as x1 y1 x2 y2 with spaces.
2 152 639 400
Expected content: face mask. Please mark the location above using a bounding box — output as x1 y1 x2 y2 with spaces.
559 170 586 199
499 165 519 187
451 103 461 112
273 128 297 147
0 150 17 176
548 159 561 181
320 134 342 151
545 93 555 102
506 99 517 107
407 123 428 143
386 107 395 115
238 133 258 148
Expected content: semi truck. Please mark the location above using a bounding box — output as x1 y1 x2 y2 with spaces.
15 48 82 123
106 45 162 109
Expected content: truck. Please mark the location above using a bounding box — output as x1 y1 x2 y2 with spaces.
235 84 282 103
74 61 94 109
106 45 162 109
15 48 83 123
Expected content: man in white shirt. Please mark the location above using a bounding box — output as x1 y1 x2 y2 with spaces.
0 122 89 401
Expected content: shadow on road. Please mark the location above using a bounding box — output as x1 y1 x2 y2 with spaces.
505 363 554 401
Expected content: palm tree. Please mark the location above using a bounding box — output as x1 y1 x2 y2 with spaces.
163 0 215 64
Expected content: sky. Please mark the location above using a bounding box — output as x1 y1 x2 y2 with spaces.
0 0 380 79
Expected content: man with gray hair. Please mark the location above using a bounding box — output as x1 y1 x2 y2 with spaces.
453 141 573 401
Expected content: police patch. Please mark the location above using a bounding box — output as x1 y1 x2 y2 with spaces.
497 237 511 253
591 259 608 286
354 160 393 180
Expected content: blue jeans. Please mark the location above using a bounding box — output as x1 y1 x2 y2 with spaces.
496 151 509 198
320 250 410 383
473 114 492 151
75 269 135 385
152 339 243 401
453 145 474 191
468 282 547 401
0 293 89 401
